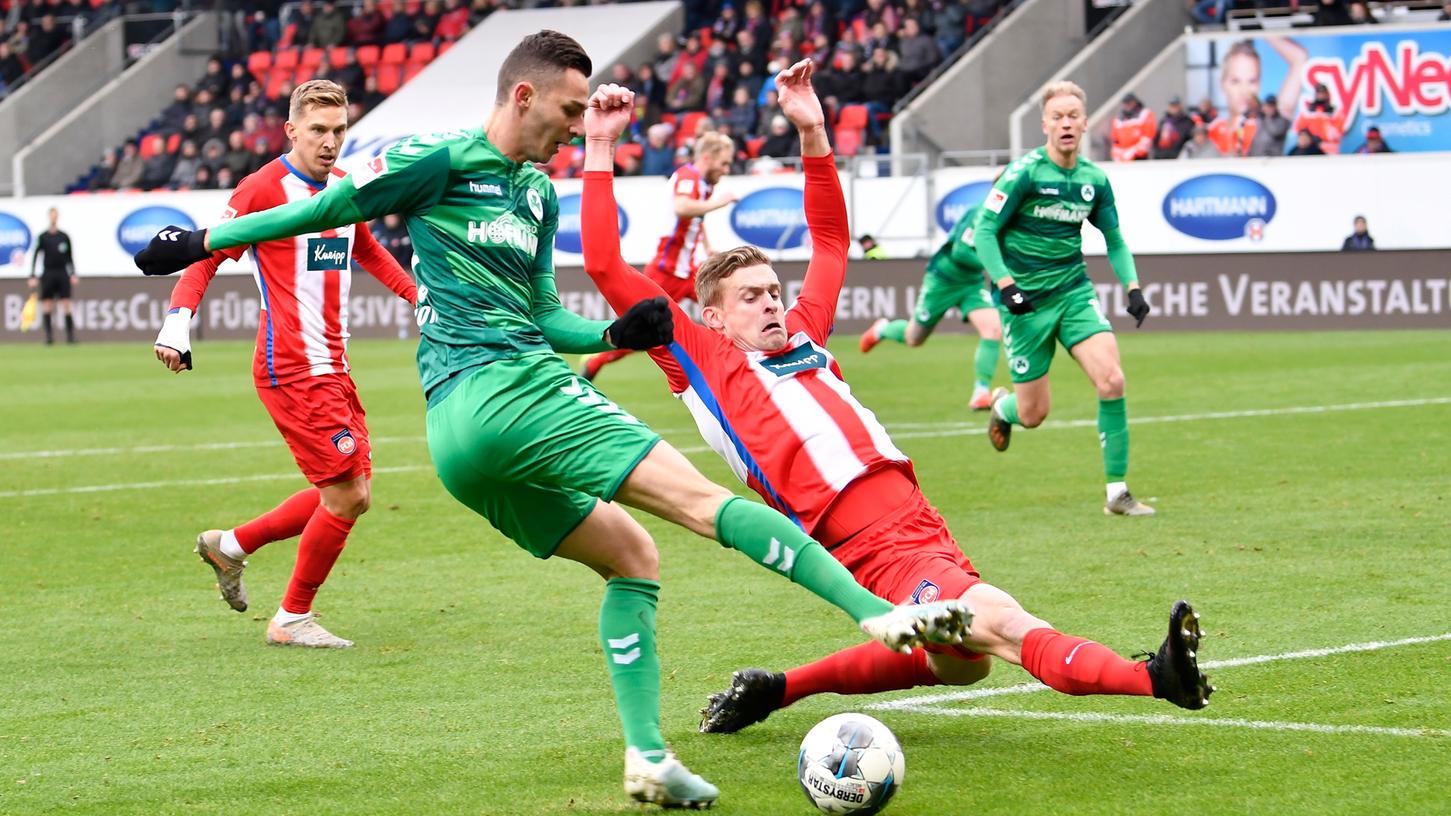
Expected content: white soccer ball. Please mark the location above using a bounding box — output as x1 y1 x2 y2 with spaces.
797 712 905 815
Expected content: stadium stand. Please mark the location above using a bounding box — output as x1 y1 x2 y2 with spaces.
0 0 119 99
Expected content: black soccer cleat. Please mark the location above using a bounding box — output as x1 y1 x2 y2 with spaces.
986 387 1012 452
698 669 786 734
1145 600 1215 710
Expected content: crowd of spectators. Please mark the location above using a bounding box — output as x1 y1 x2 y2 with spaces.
570 0 1006 178
1188 0 1446 27
79 0 500 191
0 0 110 96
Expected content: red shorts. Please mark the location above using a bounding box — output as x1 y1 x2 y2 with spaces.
827 476 984 659
646 265 698 304
256 373 372 487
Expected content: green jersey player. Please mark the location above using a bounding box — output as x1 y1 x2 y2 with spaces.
858 204 1004 410
133 31 971 809
975 81 1155 516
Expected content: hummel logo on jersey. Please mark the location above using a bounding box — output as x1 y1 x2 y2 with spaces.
607 632 642 665
467 215 538 255
1037 187 1060 195
468 181 503 195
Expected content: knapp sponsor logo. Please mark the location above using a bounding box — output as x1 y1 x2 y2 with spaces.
0 211 32 268
731 187 808 249
934 181 992 231
1162 174 1276 241
553 193 629 255
117 206 197 255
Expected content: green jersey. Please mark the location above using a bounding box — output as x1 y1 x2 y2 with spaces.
206 129 612 403
975 146 1128 297
926 205 985 284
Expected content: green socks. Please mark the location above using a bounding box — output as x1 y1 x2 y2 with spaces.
714 497 893 623
1098 397 1129 481
973 338 1000 389
878 320 909 343
600 577 666 761
994 392 1021 425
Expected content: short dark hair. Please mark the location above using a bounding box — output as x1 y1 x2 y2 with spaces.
496 30 592 104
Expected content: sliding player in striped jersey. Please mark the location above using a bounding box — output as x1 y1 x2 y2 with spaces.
152 80 415 649
580 132 736 382
580 62 1212 734
858 203 1003 411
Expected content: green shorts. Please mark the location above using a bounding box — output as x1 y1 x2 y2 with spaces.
1000 281 1113 383
425 353 660 558
912 268 994 330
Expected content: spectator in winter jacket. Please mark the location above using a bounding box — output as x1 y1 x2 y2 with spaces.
1355 126 1393 154
1110 93 1155 161
1179 125 1225 159
1153 96 1194 159
1341 216 1375 251
1250 94 1290 155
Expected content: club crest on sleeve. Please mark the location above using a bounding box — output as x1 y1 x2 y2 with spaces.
331 428 357 455
910 579 940 604
985 188 1008 214
526 188 544 221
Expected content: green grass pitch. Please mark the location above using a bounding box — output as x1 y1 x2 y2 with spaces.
2 330 1448 815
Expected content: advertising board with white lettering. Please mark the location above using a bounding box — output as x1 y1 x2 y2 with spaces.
1186 26 1451 154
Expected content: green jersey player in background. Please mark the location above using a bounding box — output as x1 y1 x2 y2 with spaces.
976 81 1155 516
858 203 1004 411
133 31 970 809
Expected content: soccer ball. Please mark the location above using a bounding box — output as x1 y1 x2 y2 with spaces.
797 713 905 815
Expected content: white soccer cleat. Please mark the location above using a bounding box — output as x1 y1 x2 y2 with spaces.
623 747 719 809
265 613 354 649
1105 489 1157 516
195 529 248 612
860 599 974 654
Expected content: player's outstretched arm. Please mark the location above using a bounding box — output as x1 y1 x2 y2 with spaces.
352 222 417 306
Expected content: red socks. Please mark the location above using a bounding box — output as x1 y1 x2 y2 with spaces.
233 488 320 553
584 348 633 379
1020 628 1152 696
280 506 355 615
783 641 942 706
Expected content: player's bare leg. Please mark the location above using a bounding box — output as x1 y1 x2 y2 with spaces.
266 476 368 648
615 443 971 651
965 307 1002 410
554 500 719 809
988 376 1049 451
1071 332 1153 515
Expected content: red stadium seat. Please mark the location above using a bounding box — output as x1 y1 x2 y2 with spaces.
746 136 765 157
614 142 643 169
139 134 164 159
834 127 863 156
404 0 421 14
356 44 380 69
328 46 350 68
300 47 325 68
294 65 315 85
165 133 181 154
277 22 297 48
659 112 677 128
402 62 424 84
836 104 869 131
380 43 407 65
376 63 402 94
266 67 291 98
437 41 454 58
247 50 272 81
409 42 435 64
676 111 707 147
273 47 300 70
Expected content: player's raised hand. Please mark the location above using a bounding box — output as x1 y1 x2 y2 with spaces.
585 83 635 143
135 226 210 276
775 58 825 132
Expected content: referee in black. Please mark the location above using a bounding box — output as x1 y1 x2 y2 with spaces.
28 207 77 345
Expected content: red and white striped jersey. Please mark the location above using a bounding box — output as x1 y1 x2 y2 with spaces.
649 163 713 280
169 156 415 388
584 156 911 535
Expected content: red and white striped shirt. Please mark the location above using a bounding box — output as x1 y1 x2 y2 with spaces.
649 163 713 280
169 156 415 388
584 156 910 535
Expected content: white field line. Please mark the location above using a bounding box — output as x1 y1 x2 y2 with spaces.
870 632 1451 711
4 396 1450 498
886 706 1451 739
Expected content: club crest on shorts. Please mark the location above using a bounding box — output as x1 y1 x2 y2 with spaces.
331 428 357 455
910 579 940 604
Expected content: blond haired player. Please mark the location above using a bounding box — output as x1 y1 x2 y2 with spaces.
581 132 737 381
977 81 1155 516
152 80 417 648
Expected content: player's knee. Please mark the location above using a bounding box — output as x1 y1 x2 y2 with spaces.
322 482 370 519
1018 405 1047 428
980 325 1002 342
610 538 661 581
1097 368 1125 400
927 652 992 686
903 328 927 347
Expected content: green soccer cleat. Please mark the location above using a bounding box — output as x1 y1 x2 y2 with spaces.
861 599 974 654
624 748 719 809
699 669 786 734
987 387 1012 451
195 530 248 612
1145 600 1214 710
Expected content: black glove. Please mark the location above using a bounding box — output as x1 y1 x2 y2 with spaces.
605 296 674 350
1000 283 1035 315
1126 288 1151 327
135 226 210 276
